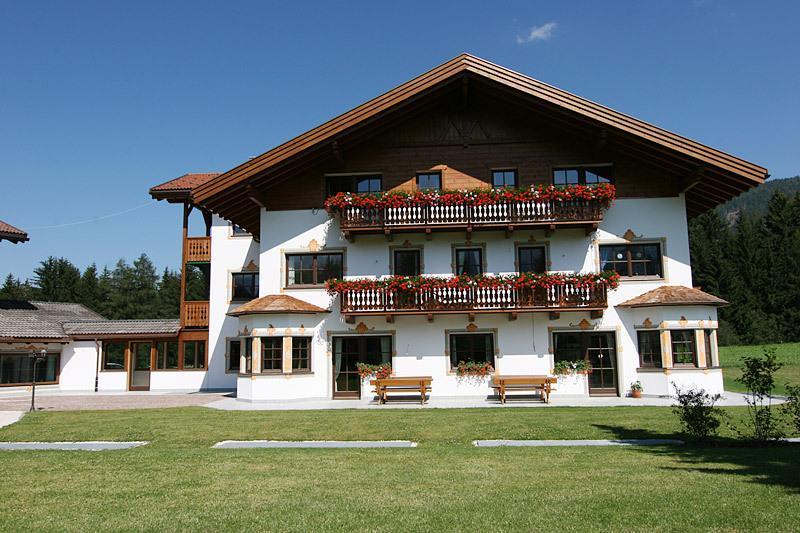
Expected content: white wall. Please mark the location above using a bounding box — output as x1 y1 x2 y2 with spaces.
59 341 98 391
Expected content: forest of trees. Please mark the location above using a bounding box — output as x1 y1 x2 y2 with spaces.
689 177 800 345
0 254 183 320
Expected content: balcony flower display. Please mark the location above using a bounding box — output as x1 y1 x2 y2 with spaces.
326 271 620 295
324 183 616 212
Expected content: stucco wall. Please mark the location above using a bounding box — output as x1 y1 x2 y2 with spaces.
59 340 98 391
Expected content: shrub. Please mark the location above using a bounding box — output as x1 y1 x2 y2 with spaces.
672 384 724 441
736 348 784 441
783 385 800 436
553 359 592 375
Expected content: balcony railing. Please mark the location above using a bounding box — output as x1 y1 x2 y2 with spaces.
182 301 209 328
185 236 211 263
336 198 604 237
340 283 608 316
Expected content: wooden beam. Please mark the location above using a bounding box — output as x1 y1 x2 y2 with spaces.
468 313 476 322
385 315 394 324
585 223 598 236
384 229 393 242
331 140 343 163
508 312 518 321
344 315 355 324
549 311 560 320
505 225 515 239
545 224 555 237
246 185 267 208
425 228 432 241
426 313 434 323
590 310 604 319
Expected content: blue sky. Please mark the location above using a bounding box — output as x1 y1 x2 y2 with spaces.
1 1 798 280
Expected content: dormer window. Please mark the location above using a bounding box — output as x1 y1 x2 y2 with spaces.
492 169 518 189
416 171 441 191
326 174 382 197
553 165 613 186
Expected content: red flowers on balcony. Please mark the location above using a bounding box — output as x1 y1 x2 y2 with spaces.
323 183 616 212
326 271 620 295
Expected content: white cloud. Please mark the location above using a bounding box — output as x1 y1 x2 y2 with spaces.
516 21 558 44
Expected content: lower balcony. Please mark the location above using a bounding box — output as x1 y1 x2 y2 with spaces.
331 274 615 322
182 301 209 328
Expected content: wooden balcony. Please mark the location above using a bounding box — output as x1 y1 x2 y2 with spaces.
340 283 608 321
337 199 604 240
182 301 209 328
185 236 211 263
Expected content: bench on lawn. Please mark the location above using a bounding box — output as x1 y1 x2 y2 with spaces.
370 376 432 405
491 375 557 404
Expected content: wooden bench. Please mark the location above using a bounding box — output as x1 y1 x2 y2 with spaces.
491 375 557 404
370 376 433 405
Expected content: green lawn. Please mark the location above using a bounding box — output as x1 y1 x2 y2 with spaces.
719 342 800 395
0 407 798 531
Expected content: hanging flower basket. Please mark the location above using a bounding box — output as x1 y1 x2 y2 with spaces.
324 183 616 212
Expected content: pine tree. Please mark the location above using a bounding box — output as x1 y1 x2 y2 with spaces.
0 274 34 300
157 267 181 318
76 263 103 313
32 257 81 302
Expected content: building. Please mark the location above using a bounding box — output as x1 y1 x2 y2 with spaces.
4 54 767 399
0 220 29 244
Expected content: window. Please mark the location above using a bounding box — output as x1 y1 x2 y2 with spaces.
156 341 179 370
232 272 259 301
454 247 483 276
226 339 241 373
231 224 250 236
103 342 126 371
517 246 546 274
492 169 518 188
553 166 613 186
182 340 206 369
242 338 253 373
0 353 59 385
449 333 494 369
637 331 662 368
261 337 282 373
393 249 421 276
292 337 311 371
704 329 715 367
599 243 663 278
326 174 382 197
671 330 697 367
416 171 441 191
286 253 343 287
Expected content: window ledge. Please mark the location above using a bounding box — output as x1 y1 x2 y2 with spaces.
636 367 664 373
240 371 315 377
618 276 665 283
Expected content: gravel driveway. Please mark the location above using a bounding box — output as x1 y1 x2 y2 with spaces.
0 392 232 411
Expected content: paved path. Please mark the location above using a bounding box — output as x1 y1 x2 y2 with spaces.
0 391 231 411
213 440 417 449
474 438 685 447
0 411 24 428
0 441 148 451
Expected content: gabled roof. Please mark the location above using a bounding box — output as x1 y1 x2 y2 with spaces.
617 286 728 308
0 220 29 244
227 295 329 317
189 53 767 234
149 173 221 203
0 301 104 341
62 319 181 338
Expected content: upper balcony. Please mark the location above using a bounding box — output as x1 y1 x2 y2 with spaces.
325 184 616 241
327 272 618 322
185 236 211 263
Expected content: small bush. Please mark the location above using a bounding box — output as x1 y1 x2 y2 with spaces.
672 384 724 441
783 385 800 436
736 348 784 441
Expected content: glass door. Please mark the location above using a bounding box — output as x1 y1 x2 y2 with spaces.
586 333 617 396
332 336 391 398
129 342 152 391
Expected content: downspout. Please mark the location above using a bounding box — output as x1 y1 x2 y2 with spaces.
94 339 101 392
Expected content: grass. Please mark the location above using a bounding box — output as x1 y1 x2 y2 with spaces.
719 342 800 395
0 406 798 531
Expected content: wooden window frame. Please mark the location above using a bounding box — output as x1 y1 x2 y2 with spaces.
637 330 662 368
552 164 614 186
285 252 345 289
231 271 259 302
704 329 716 368
291 337 312 373
515 243 548 274
447 332 496 370
102 341 127 372
155 340 180 370
599 242 664 279
491 168 518 189
324 173 383 198
260 336 283 374
230 223 251 237
451 243 487 276
416 171 442 191
670 330 698 368
181 339 207 370
390 247 423 276
0 352 61 387
225 338 241 374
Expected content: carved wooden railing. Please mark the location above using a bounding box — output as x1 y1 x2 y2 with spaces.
185 236 211 263
338 199 603 230
340 283 607 314
182 301 209 327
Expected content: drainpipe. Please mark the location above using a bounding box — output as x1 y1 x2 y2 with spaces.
94 339 101 392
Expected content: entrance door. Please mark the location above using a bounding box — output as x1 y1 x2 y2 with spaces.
332 336 392 398
553 332 618 396
129 342 152 391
